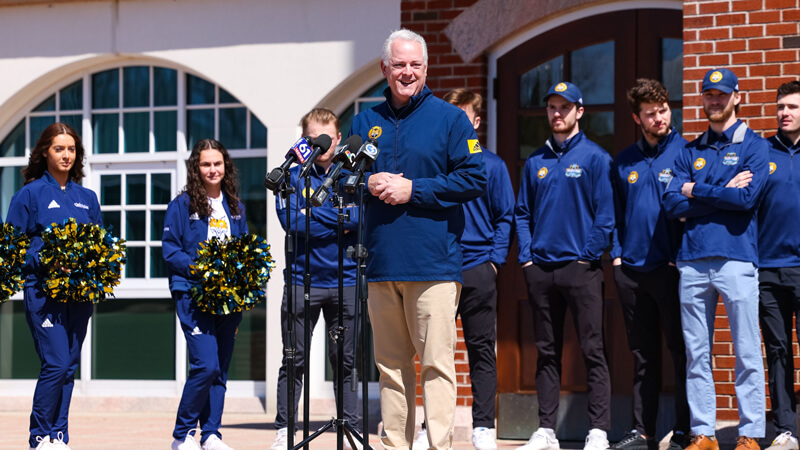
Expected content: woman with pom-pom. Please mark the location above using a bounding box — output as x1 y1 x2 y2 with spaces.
7 123 102 450
162 139 248 450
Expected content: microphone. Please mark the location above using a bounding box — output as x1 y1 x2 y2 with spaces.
298 134 333 179
264 136 314 192
309 135 362 207
343 139 380 194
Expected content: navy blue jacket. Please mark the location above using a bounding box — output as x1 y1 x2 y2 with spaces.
663 120 769 264
350 86 486 283
275 164 358 287
612 130 686 271
515 132 615 265
7 171 103 285
162 192 248 292
758 132 800 268
461 149 514 270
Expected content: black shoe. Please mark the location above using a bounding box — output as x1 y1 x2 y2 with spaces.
667 432 693 450
611 431 650 450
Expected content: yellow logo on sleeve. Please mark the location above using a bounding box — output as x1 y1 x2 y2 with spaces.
537 167 548 179
628 171 638 184
694 158 706 170
368 126 382 139
769 162 777 174
468 139 482 154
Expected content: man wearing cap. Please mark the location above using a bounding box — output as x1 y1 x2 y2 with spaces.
663 68 769 450
757 80 800 450
515 81 614 450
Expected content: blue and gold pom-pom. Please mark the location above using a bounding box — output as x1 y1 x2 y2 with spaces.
0 223 31 303
39 218 127 304
190 234 275 315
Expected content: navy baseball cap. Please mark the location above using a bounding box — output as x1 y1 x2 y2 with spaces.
544 81 583 106
702 68 739 94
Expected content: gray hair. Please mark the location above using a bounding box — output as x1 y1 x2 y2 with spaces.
381 29 428 65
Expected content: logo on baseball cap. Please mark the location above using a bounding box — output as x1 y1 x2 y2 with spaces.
702 68 739 94
544 82 583 106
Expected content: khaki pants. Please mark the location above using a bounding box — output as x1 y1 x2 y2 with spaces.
368 281 461 450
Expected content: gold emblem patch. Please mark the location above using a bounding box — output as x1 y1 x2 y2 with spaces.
769 162 777 174
302 186 314 198
710 71 723 83
628 171 639 184
537 167 548 179
468 139 482 154
555 83 568 92
368 126 382 139
694 158 706 170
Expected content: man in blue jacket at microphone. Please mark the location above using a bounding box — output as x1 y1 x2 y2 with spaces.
349 29 486 450
515 81 614 450
270 108 360 450
663 68 768 450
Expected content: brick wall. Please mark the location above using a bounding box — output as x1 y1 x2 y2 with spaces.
683 0 800 420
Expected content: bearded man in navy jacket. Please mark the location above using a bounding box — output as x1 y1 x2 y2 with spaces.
514 81 614 450
349 29 486 450
663 68 768 450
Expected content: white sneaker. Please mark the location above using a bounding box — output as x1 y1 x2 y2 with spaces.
412 429 430 450
172 431 202 450
767 432 799 450
270 428 289 450
31 436 56 450
344 435 363 450
473 427 498 450
517 428 560 450
202 435 234 450
50 433 70 450
584 429 609 450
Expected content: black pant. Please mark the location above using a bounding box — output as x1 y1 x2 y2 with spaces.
275 284 359 431
614 264 689 437
457 261 498 429
523 261 611 430
758 267 800 436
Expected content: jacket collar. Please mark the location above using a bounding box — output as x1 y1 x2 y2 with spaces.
383 85 433 119
546 131 585 155
699 120 747 148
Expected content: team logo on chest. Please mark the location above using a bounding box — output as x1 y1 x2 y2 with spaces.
769 162 777 174
369 126 382 139
565 164 582 178
537 167 548 179
627 171 638 184
723 152 739 165
658 168 673 183
694 158 706 170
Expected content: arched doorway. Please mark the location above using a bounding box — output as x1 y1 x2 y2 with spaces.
494 8 683 440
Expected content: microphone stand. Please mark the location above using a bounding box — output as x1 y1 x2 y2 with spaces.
277 175 298 450
302 171 313 449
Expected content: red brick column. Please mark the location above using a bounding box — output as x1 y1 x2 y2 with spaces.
683 0 800 420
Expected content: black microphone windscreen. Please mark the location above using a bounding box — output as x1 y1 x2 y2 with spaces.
312 134 333 151
343 134 362 150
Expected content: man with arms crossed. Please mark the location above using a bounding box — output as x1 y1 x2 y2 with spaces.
515 81 614 450
757 80 800 450
349 29 486 450
610 78 689 450
663 68 768 450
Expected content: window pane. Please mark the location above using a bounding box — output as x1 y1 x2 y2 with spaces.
151 174 171 205
663 38 683 102
671 107 683 136
0 301 41 379
123 112 149 153
150 247 167 278
250 113 267 148
126 174 146 205
92 69 119 109
366 80 389 98
219 107 246 149
518 115 551 160
126 246 145 278
233 157 267 237
580 111 615 153
92 113 119 154
0 165 24 227
123 66 150 108
102 211 121 235
60 80 83 111
228 301 265 381
571 42 614 105
100 174 121 205
33 95 56 112
126 211 146 241
520 55 564 108
154 111 177 152
219 87 239 104
154 67 178 107
187 109 214 149
60 115 82 138
92 299 175 380
1 120 25 157
30 116 56 146
187 74 215 105
151 210 166 240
